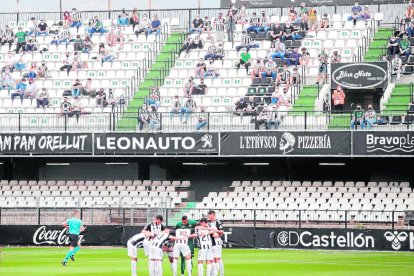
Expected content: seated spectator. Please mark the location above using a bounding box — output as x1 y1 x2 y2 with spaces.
99 45 116 63
282 22 298 41
331 50 342 63
106 25 124 50
365 105 376 129
320 14 330 29
194 59 206 79
332 85 345 111
204 42 223 61
290 67 301 85
86 18 96 35
11 78 27 103
177 36 193 57
271 90 280 105
348 2 363 24
147 14 161 36
250 58 264 80
316 49 328 85
399 35 411 58
25 36 38 53
216 43 225 60
406 21 414 37
269 22 283 42
181 95 197 124
60 51 73 75
107 89 117 111
138 105 150 131
96 88 108 107
270 38 285 61
71 79 82 97
82 35 93 53
60 96 72 118
130 8 139 31
89 16 106 36
287 47 301 66
70 8 82 30
148 108 160 133
135 14 150 37
288 6 299 23
72 34 84 51
37 61 49 79
196 106 208 131
307 7 318 31
263 59 277 80
245 96 257 115
388 36 400 56
300 47 310 66
246 12 260 33
237 4 248 25
299 3 309 30
277 90 291 122
14 56 26 71
169 95 182 122
236 30 259 52
117 8 129 26
28 17 37 36
81 78 96 97
36 88 49 108
194 78 208 95
51 26 71 46
1 25 14 51
63 11 72 27
15 27 27 54
25 62 37 79
257 11 270 33
392 54 403 82
236 48 251 75
191 34 203 50
0 68 14 93
183 77 195 96
361 5 371 21
146 87 160 109
276 63 291 92
36 19 49 36
203 16 213 40
350 104 365 129
235 96 247 112
71 96 83 122
204 60 219 79
71 51 81 71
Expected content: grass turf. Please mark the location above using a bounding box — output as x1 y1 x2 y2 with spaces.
1 247 414 275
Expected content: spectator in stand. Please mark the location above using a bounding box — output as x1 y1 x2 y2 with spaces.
290 67 301 86
194 78 208 94
267 105 280 129
320 14 330 29
99 44 116 63
181 95 197 124
300 47 310 66
15 27 27 54
405 4 414 29
348 2 363 24
270 38 286 61
96 88 107 108
191 33 203 50
277 90 291 123
36 19 49 36
177 36 193 57
169 95 182 122
37 61 49 80
204 42 223 61
25 35 37 53
203 16 213 40
387 36 400 56
138 105 149 131
107 89 117 111
147 15 161 36
51 26 71 46
256 104 269 129
28 17 37 36
204 59 219 79
269 21 283 42
117 8 129 26
250 58 264 80
196 106 208 131
72 34 84 51
225 12 236 45
36 88 49 108
287 47 301 66
282 22 297 41
361 5 371 21
276 63 291 92
82 36 93 53
190 14 204 34
136 14 150 38
146 87 160 109
245 96 257 115
288 6 299 23
194 58 206 79
350 104 365 129
237 4 248 26
60 97 72 119
71 51 81 72
331 50 342 63
14 56 26 71
26 62 37 79
72 79 82 97
70 8 82 31
213 13 226 42
71 96 83 122
63 11 72 27
257 11 270 33
11 78 27 103
148 108 160 133
183 77 195 96
89 16 106 36
399 35 411 58
246 12 260 33
236 48 251 75
130 8 139 31
307 7 318 31
392 54 403 82
81 78 96 97
1 25 14 51
316 49 328 85
299 3 309 30
332 85 345 111
263 59 277 81
236 30 259 52
406 21 414 37
365 104 376 129
0 68 14 93
60 51 73 75
235 96 247 112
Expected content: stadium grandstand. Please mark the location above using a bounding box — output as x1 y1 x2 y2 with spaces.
1 0 414 275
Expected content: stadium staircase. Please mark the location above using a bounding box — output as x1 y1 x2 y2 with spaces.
383 84 412 112
116 33 184 131
291 85 318 112
364 27 392 61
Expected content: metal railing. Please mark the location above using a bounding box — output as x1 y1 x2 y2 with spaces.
0 207 406 230
0 109 413 132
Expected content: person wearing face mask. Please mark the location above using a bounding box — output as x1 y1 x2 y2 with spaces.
147 14 161 36
348 2 362 24
299 47 310 66
387 36 400 56
331 50 341 63
332 85 345 111
204 60 218 79
204 42 218 60
250 58 263 81
246 12 260 34
392 55 403 82
236 48 251 75
406 21 414 38
1 25 14 51
117 8 129 26
136 14 150 38
364 105 376 129
350 104 365 129
361 5 371 21
271 38 285 61
190 14 204 34
269 21 283 42
316 49 328 85
257 11 270 33
225 12 236 45
288 6 298 23
282 22 296 41
214 13 226 42
183 77 195 96
177 36 193 57
287 48 302 66
170 95 183 122
320 14 330 29
11 78 27 103
276 63 291 93
203 16 213 40
237 4 248 25
399 35 411 58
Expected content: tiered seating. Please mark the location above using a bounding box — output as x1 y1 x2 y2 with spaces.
0 180 190 208
193 180 410 223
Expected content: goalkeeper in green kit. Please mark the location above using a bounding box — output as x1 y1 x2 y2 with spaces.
175 215 197 276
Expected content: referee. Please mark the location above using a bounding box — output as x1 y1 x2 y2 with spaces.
61 210 85 266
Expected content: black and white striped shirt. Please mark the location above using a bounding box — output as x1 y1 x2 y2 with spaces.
208 220 224 246
240 35 251 46
143 222 165 241
128 233 146 247
249 17 260 27
151 232 171 248
196 229 213 249
214 17 225 32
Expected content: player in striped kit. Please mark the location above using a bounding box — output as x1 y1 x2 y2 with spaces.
142 215 166 274
172 220 195 276
195 218 215 276
127 233 146 276
208 210 225 276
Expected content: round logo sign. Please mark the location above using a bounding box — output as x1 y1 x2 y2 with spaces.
277 231 289 246
331 63 387 89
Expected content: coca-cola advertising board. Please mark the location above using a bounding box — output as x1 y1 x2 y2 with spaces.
0 225 123 246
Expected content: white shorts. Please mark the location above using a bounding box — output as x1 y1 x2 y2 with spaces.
149 246 164 260
173 243 191 258
143 239 151 256
212 245 223 259
166 251 174 258
198 248 213 261
127 241 138 258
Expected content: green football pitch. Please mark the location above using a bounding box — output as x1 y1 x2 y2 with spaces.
1 247 414 276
